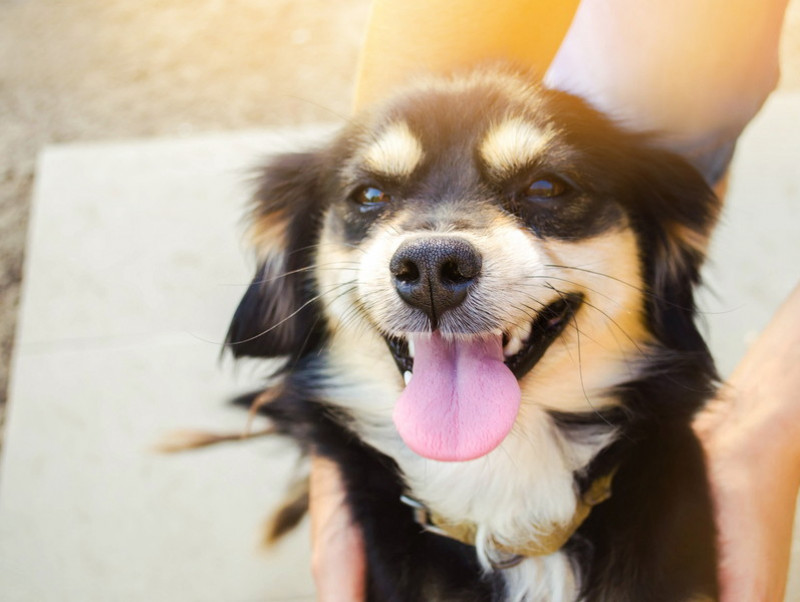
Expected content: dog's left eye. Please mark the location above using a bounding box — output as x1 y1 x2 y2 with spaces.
351 186 392 208
524 177 569 200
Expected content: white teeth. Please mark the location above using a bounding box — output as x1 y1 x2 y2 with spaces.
403 371 413 385
503 335 524 358
407 339 415 358
503 323 533 357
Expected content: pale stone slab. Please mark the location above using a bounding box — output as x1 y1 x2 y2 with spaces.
700 93 800 378
1 126 336 602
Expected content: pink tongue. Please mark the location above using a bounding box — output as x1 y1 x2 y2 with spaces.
393 332 521 462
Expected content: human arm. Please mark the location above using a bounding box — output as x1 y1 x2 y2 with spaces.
694 282 800 602
310 455 366 602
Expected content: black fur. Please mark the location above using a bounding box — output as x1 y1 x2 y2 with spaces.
226 69 721 601
225 151 329 362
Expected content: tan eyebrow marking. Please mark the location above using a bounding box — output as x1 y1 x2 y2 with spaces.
362 121 425 179
479 118 554 177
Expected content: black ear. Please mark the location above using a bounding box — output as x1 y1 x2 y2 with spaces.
225 151 327 360
627 146 722 352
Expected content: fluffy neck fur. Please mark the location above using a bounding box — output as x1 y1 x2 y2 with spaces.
318 320 632 598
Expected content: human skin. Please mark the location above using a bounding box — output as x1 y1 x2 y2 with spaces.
694 283 800 602
310 455 366 602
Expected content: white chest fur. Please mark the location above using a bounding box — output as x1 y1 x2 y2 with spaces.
320 332 618 600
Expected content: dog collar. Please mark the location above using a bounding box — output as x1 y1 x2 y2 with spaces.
400 471 615 569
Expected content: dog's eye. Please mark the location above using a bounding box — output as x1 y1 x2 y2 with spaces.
524 177 568 200
351 186 392 208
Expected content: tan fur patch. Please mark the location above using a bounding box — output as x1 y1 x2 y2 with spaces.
407 69 543 110
669 222 712 257
248 210 289 263
479 118 554 177
363 121 424 179
659 221 714 293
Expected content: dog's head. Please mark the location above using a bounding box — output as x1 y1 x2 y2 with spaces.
227 68 719 463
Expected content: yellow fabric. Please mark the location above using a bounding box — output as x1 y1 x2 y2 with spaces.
354 0 580 109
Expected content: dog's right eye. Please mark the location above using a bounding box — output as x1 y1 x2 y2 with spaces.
350 186 392 209
523 177 569 200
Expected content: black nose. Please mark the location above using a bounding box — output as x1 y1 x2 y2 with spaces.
390 237 482 327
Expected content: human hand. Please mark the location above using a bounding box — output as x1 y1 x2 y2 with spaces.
309 455 366 602
694 283 800 602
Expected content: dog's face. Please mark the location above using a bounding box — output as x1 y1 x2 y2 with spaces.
228 69 718 467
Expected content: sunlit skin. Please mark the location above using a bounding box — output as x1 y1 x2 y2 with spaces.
310 456 366 602
694 283 800 602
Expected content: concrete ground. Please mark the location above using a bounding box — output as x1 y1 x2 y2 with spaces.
1 1 799 600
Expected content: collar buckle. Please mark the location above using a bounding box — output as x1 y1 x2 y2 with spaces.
400 494 451 538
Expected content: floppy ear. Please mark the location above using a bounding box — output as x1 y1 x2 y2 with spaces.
226 151 326 360
627 147 722 351
548 89 721 313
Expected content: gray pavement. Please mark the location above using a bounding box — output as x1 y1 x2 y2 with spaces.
0 128 334 602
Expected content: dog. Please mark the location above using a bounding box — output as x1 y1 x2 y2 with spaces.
226 66 721 601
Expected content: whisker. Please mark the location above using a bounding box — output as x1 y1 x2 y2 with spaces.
578 297 649 361
286 240 368 257
226 262 360 288
520 274 629 309
545 283 618 431
542 263 702 312
226 280 356 347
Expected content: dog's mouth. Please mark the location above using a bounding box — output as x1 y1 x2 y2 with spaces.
385 294 583 462
386 293 583 381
